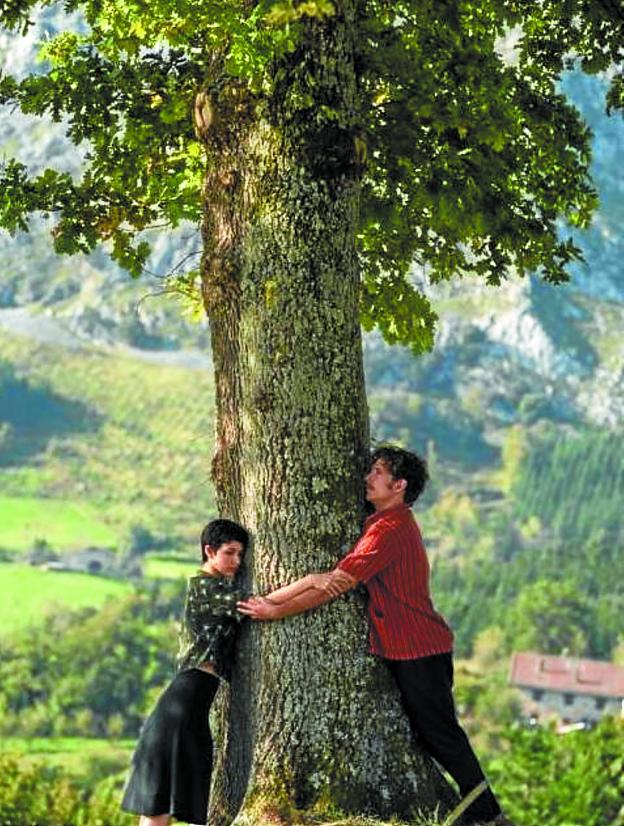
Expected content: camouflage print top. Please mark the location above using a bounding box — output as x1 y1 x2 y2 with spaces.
176 571 247 680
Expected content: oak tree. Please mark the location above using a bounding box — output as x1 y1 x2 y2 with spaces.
1 0 622 822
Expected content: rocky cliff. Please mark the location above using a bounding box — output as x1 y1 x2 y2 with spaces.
2 13 623 471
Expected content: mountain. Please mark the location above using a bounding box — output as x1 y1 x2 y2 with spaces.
1 12 623 497
366 71 624 463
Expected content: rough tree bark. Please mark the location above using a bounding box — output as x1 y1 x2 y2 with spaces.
199 4 456 823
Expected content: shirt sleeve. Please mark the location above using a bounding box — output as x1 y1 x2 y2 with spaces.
337 519 397 583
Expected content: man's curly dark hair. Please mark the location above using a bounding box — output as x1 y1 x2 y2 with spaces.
370 445 429 505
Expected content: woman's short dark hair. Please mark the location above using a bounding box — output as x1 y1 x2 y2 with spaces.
370 445 429 505
200 519 249 562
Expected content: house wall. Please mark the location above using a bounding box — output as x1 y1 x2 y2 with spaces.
520 687 622 723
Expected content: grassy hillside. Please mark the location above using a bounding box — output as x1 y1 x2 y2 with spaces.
512 427 624 540
0 329 216 552
0 563 133 634
0 496 117 551
0 736 133 782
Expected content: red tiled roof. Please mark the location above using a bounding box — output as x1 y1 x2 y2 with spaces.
509 652 624 699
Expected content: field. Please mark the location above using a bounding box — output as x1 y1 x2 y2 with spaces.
143 553 195 579
0 495 118 552
0 329 217 548
0 736 133 783
0 563 133 634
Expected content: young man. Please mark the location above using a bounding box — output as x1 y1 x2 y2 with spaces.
238 446 514 826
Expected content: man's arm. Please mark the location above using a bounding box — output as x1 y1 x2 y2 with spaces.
237 569 357 620
257 573 326 605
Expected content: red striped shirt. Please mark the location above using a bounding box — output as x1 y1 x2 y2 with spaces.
337 503 453 659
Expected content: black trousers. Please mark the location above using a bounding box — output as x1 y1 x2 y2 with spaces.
386 653 501 824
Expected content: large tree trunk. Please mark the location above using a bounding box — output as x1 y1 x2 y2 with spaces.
199 5 456 824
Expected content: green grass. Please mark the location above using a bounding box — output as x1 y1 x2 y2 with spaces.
0 736 134 783
143 554 194 579
0 563 133 635
0 495 118 552
0 735 134 757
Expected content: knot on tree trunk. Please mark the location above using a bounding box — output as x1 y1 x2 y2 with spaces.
194 90 216 139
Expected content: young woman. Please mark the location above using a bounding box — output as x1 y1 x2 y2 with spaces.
121 518 249 826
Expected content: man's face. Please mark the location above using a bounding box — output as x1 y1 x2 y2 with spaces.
205 540 244 577
365 459 404 508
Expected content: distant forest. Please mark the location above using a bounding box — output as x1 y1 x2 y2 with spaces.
513 428 624 540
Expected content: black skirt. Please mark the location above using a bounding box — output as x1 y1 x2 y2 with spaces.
121 669 220 824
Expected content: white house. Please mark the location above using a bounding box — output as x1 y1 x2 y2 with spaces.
42 546 118 575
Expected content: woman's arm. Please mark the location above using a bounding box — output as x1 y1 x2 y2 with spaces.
261 573 326 605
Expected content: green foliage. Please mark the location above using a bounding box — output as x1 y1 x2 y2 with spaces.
498 425 527 495
454 655 522 749
0 736 132 788
505 579 589 655
1 0 622 350
74 773 135 826
1 719 622 826
0 751 135 826
487 718 624 826
356 1 599 298
433 529 622 658
0 582 184 738
0 753 83 826
360 273 437 355
430 424 624 656
423 487 493 558
0 745 450 826
511 427 624 541
123 523 160 556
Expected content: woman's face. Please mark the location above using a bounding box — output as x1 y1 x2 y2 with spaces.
204 540 244 577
